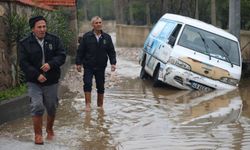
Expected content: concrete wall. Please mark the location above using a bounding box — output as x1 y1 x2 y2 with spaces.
240 30 250 61
79 20 116 35
115 25 250 58
116 24 151 47
78 20 116 46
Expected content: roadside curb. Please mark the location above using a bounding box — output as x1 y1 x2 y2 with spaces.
0 94 30 124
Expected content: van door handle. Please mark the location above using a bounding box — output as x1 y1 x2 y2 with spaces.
159 45 164 49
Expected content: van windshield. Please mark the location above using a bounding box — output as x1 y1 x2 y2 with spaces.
178 25 240 66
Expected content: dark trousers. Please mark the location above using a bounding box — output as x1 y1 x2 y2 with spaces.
83 67 105 94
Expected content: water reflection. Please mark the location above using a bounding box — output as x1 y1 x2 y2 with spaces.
239 78 250 118
81 109 115 150
140 80 243 129
57 88 117 150
178 89 242 129
110 78 248 149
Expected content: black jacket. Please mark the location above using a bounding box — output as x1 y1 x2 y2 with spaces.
18 33 66 85
75 30 116 68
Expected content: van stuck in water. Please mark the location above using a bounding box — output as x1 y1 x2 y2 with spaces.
139 13 242 91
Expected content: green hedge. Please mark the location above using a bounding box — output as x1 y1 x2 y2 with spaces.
0 84 27 102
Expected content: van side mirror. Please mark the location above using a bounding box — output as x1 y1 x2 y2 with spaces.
168 36 176 47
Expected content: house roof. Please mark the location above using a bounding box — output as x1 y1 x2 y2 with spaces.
37 0 76 7
16 0 76 10
17 0 53 10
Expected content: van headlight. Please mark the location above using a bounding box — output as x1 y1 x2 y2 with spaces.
168 57 191 70
220 77 239 86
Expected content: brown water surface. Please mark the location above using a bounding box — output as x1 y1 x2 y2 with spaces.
1 55 250 150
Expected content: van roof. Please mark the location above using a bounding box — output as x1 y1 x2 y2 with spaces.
162 13 238 41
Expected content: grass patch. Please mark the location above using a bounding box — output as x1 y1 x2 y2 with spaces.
0 84 27 102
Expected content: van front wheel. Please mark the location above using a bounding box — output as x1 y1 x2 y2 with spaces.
153 68 161 87
140 67 149 79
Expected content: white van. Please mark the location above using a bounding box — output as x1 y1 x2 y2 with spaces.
139 13 242 91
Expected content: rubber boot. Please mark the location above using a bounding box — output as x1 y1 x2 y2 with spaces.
97 93 104 107
46 115 55 140
32 116 43 145
85 92 91 111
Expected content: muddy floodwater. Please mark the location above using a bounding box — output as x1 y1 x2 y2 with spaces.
1 48 250 150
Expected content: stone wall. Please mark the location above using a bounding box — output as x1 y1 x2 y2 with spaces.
1 3 15 90
0 4 12 90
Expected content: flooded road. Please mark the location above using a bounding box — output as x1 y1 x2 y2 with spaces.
1 48 250 150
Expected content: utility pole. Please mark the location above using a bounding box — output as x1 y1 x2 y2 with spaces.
229 0 240 40
211 0 216 26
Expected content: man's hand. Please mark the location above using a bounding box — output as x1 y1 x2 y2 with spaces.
40 63 50 72
37 74 47 83
76 65 82 72
111 64 116 72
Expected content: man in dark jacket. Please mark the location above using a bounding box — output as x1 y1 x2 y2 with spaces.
18 16 66 144
76 16 116 111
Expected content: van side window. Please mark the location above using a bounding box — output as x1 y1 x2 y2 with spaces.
151 21 167 37
171 24 182 38
167 24 182 46
158 21 177 42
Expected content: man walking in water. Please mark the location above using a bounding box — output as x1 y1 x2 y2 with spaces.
76 16 116 111
18 16 66 144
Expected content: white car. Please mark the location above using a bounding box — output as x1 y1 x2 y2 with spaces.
139 13 242 91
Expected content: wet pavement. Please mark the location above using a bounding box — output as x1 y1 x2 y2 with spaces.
1 47 250 150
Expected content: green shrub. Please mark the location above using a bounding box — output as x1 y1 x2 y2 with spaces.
0 84 27 102
3 12 29 87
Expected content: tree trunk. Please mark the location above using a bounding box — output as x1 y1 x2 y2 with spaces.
114 0 128 24
195 0 199 19
114 0 122 24
99 0 103 17
161 0 169 15
83 0 88 21
128 0 134 25
146 2 151 26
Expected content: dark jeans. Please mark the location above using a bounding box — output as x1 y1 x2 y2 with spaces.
83 67 105 94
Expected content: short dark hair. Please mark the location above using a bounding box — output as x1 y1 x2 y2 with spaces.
29 16 46 29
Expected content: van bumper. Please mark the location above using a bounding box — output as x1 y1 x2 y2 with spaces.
161 64 237 91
